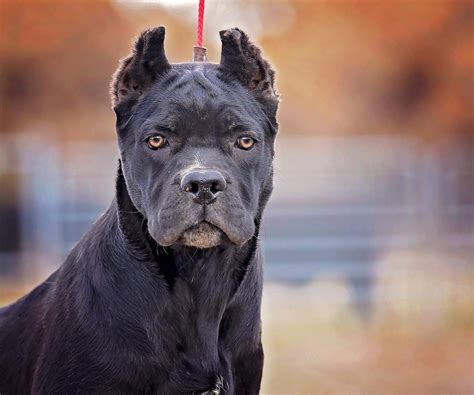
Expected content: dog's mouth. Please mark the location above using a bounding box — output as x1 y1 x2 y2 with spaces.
149 201 256 248
178 221 225 249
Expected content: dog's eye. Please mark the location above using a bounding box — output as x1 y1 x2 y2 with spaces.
147 135 167 150
236 136 256 150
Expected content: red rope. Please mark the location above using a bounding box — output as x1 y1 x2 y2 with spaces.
197 0 205 47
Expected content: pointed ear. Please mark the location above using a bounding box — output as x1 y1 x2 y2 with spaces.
111 26 170 125
219 28 279 118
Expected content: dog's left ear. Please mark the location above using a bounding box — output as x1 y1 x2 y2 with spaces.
219 28 279 122
111 26 170 126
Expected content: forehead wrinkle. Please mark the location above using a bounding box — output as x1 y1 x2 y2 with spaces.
163 69 219 97
218 105 262 132
191 70 219 94
164 71 193 93
140 115 176 132
140 67 263 134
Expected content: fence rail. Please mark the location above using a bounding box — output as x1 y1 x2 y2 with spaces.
0 136 472 290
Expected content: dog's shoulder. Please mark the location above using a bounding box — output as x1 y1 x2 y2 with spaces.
0 270 59 392
0 270 58 321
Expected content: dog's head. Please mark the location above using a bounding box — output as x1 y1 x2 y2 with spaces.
111 27 279 249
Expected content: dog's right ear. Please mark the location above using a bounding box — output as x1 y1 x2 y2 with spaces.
111 26 170 126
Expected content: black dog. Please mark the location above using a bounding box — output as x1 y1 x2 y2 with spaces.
0 26 279 394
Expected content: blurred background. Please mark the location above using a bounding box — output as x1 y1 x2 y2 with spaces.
0 0 473 393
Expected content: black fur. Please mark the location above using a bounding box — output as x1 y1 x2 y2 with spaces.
0 27 278 394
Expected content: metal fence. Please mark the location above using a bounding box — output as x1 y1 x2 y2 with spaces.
0 135 473 307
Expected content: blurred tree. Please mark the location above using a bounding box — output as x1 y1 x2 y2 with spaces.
0 0 472 142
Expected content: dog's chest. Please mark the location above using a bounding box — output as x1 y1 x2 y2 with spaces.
166 269 232 351
144 260 235 392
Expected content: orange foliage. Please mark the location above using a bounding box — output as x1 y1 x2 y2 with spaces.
0 0 472 142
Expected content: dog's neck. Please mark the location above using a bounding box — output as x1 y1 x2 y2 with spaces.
114 163 259 291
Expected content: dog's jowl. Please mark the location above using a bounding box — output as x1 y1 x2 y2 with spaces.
0 26 279 394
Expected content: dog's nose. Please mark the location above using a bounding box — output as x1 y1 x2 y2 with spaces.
181 170 227 205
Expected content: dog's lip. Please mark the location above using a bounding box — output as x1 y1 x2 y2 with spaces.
187 220 218 230
180 219 233 243
180 220 226 238
203 217 245 246
204 211 256 246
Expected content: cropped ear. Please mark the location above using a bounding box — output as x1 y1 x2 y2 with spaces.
111 26 170 125
219 28 279 118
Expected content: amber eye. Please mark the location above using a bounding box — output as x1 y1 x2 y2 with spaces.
236 136 256 150
147 135 167 150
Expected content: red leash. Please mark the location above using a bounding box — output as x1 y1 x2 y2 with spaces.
193 0 207 62
196 0 205 47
